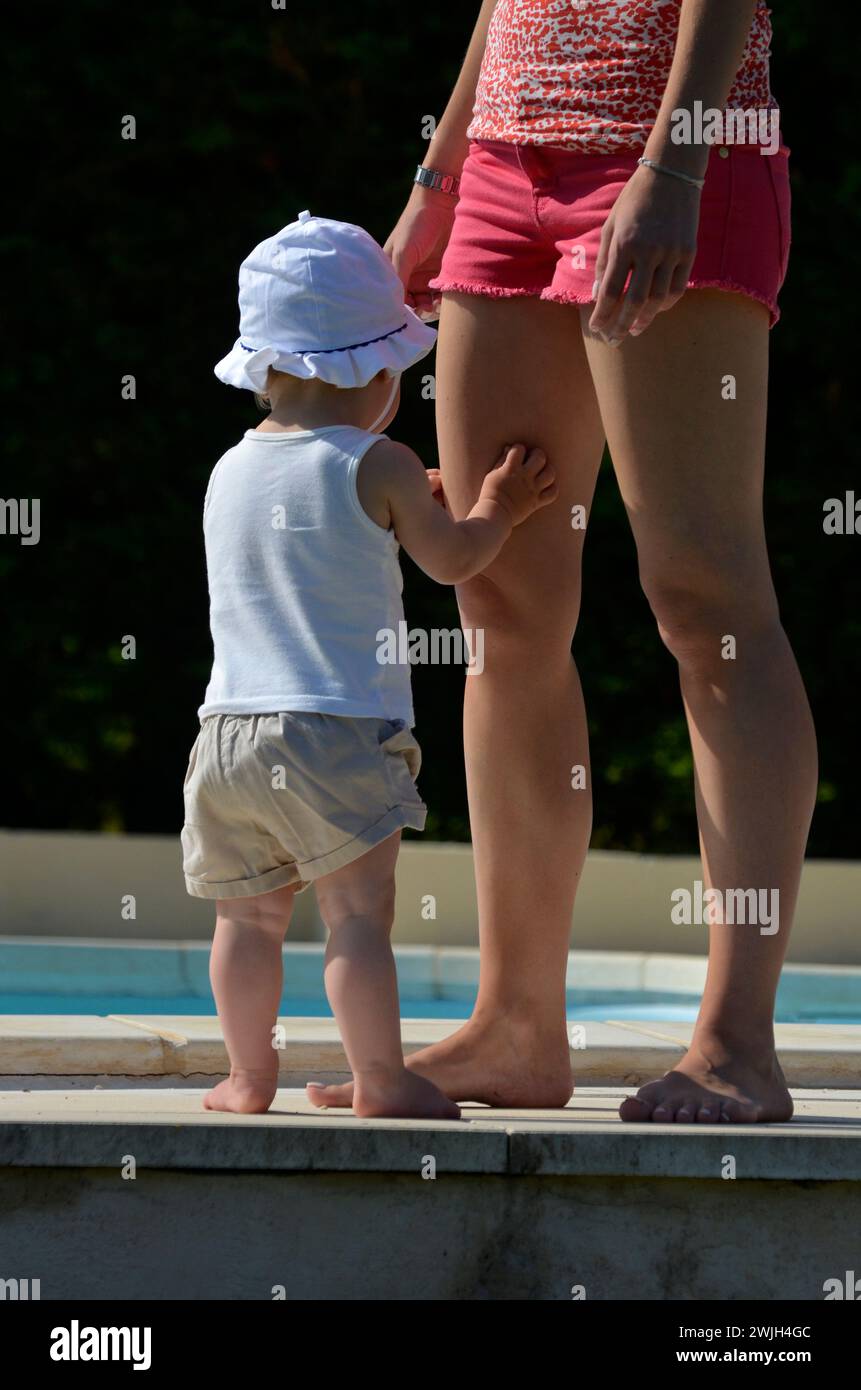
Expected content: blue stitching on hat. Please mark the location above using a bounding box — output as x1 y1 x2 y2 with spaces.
239 322 410 356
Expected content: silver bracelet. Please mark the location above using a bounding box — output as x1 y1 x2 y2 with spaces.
637 156 705 190
414 165 460 197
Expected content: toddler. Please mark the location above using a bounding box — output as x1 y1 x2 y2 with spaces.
181 211 556 1118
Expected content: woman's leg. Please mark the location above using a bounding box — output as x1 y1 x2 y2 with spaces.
205 882 296 1113
406 293 605 1105
582 290 817 1123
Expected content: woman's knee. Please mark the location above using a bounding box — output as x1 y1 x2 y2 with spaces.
455 569 582 664
641 563 778 674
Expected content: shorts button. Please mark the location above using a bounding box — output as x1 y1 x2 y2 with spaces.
718 147 730 159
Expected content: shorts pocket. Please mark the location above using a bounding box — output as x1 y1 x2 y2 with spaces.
180 822 204 878
378 720 422 791
766 150 792 287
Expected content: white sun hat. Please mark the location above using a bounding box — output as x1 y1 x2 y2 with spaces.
214 210 437 393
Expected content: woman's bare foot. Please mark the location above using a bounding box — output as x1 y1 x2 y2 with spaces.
619 1031 793 1124
308 1068 460 1120
306 1013 574 1109
204 1071 277 1114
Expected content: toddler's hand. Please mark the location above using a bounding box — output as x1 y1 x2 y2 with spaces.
426 468 447 510
479 444 557 527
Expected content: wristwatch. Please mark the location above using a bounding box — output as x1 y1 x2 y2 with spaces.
414 165 460 197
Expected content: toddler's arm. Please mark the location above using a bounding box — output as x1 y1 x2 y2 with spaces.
358 441 557 585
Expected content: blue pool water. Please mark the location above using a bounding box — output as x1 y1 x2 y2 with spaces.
0 990 473 1018
0 988 709 1021
1 940 861 1023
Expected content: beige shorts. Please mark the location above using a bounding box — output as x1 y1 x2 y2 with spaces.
181 712 426 899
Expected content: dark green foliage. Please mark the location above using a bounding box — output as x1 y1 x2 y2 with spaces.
3 0 858 853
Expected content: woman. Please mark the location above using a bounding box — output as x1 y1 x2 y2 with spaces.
321 0 817 1123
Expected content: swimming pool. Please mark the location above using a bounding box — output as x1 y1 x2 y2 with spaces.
2 938 861 1023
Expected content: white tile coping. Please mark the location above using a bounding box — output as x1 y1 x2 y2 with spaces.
0 1014 860 1088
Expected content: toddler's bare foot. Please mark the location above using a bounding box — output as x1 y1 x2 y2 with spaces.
204 1071 277 1114
619 1032 793 1124
308 1068 461 1120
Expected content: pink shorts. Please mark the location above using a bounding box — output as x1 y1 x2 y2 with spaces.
431 139 792 327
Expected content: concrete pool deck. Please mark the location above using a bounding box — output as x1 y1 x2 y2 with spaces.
2 1084 861 1179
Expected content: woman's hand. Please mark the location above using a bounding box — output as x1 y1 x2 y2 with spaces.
588 164 701 345
384 187 458 320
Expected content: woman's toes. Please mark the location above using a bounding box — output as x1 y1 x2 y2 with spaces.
720 1097 758 1124
651 1100 679 1123
619 1078 666 1121
696 1103 721 1123
675 1098 700 1124
618 1093 656 1121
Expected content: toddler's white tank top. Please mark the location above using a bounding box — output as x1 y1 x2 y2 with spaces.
198 425 413 726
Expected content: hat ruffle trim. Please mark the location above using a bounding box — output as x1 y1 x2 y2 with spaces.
214 309 436 392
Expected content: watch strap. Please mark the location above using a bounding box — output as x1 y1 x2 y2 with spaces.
414 165 460 197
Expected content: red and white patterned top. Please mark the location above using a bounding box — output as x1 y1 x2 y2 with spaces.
468 0 776 153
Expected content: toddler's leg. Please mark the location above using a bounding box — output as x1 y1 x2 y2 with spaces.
308 833 460 1120
205 883 295 1114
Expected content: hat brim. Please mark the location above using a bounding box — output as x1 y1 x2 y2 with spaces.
214 305 437 393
